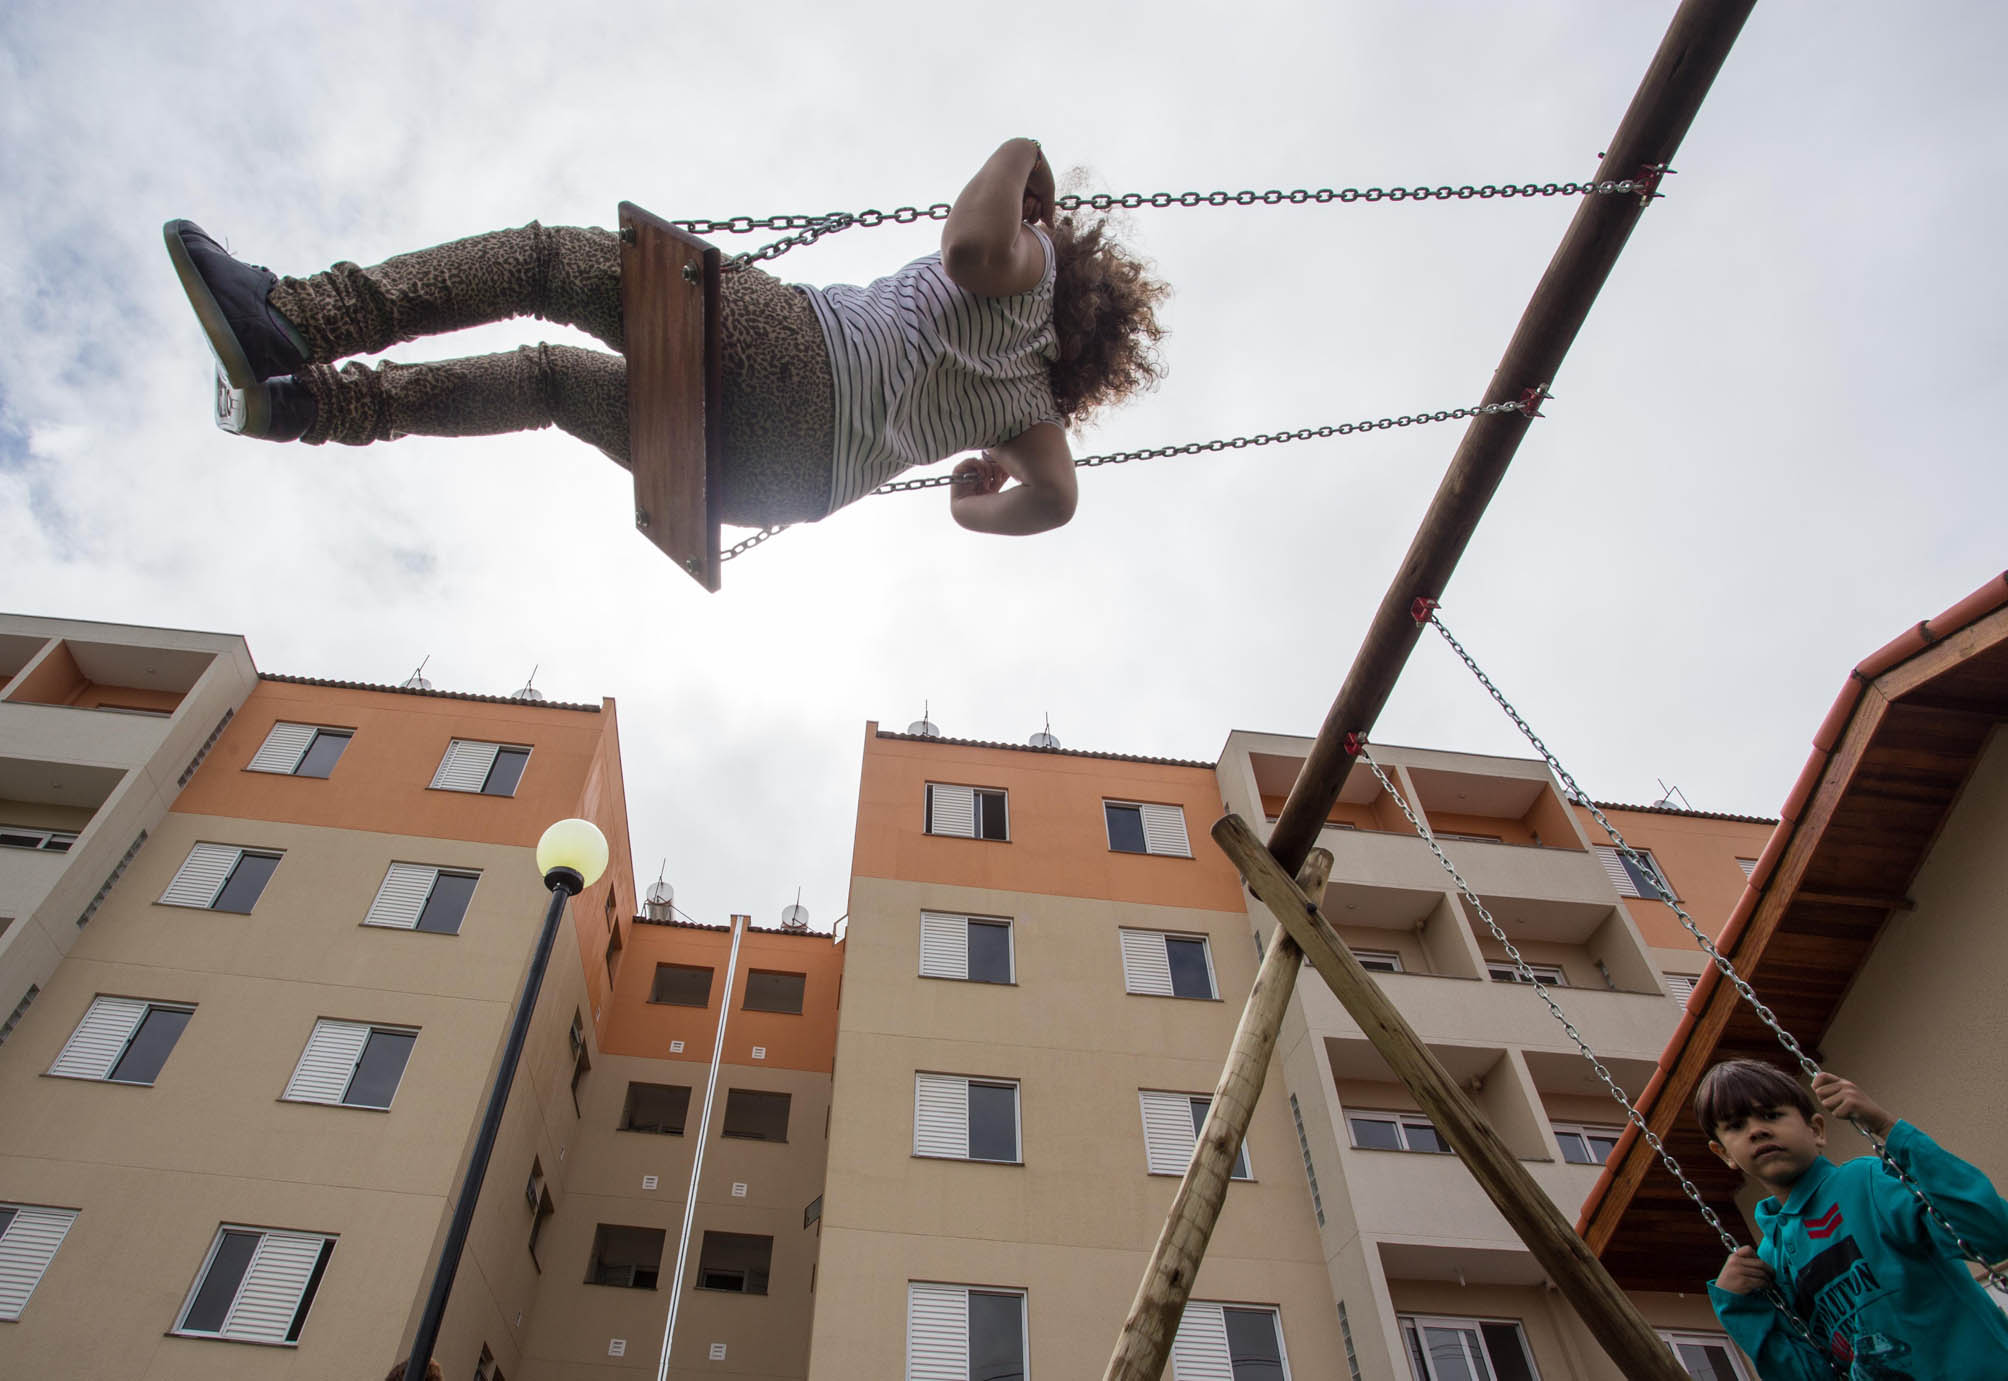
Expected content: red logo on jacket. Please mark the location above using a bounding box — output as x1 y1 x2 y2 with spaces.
1806 1205 1845 1239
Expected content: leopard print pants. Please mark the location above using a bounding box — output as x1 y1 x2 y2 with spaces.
269 222 836 525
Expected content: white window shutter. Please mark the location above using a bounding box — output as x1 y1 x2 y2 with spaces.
1736 857 1757 879
918 913 970 979
1666 973 1698 1003
913 1074 970 1159
1120 930 1175 996
364 865 439 929
48 997 149 1080
1139 803 1192 858
284 1021 370 1104
1169 1302 1234 1381
1592 845 1641 897
431 740 500 792
247 723 318 774
1140 1091 1199 1175
220 1230 326 1342
927 785 976 837
906 1284 969 1381
0 1208 77 1321
161 844 243 908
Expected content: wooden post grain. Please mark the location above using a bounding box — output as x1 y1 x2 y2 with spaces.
1103 850 1334 1381
1213 814 1689 1381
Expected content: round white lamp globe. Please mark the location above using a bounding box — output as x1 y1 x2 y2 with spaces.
536 818 610 887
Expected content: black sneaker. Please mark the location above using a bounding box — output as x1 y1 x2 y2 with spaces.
214 368 317 442
164 219 309 387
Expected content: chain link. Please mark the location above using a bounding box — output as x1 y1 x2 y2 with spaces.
673 178 1648 269
1355 748 1833 1365
1424 610 2008 1296
720 401 1526 561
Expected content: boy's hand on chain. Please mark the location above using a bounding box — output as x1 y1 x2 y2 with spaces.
1812 1072 1895 1137
1715 1245 1774 1295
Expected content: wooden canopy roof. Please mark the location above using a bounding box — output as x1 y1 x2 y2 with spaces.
1577 574 2008 1291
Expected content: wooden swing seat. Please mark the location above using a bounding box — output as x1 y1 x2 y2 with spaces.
619 202 723 591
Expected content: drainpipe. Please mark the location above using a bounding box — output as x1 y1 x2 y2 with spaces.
655 913 746 1381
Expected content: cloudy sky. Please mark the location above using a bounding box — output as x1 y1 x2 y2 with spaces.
5 1 2004 931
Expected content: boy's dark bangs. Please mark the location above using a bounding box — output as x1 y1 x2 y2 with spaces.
1694 1059 1815 1137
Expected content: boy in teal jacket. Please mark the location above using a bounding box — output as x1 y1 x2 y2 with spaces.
1699 1059 2008 1379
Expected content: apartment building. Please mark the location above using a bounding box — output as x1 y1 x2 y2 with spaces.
811 720 1773 1381
0 616 839 1381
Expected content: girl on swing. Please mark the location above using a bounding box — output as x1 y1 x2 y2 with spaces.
165 138 1167 537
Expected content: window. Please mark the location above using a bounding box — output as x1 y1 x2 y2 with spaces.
604 920 623 988
430 740 531 797
1400 1315 1539 1381
1594 844 1674 900
1665 973 1699 1003
0 1204 77 1321
925 783 1008 840
0 826 76 853
528 1183 555 1268
363 864 479 934
174 1227 335 1344
1658 1330 1754 1379
283 1020 417 1109
1734 857 1757 880
1139 1091 1251 1179
914 1073 1020 1163
1553 1123 1623 1166
159 843 281 913
919 912 1015 983
585 1224 665 1289
1120 929 1217 999
650 963 713 1007
743 970 806 1014
47 995 193 1085
721 1088 791 1142
1347 1111 1449 1154
1104 800 1193 857
569 1011 590 1114
696 1231 772 1294
476 1345 505 1381
907 1283 1026 1381
1289 1092 1324 1227
1172 1302 1289 1380
246 722 352 778
621 1082 691 1134
1354 950 1403 974
1488 962 1567 986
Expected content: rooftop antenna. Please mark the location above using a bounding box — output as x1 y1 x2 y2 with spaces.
402 655 433 691
781 886 811 932
1028 712 1061 750
512 664 546 702
1652 779 1693 812
908 699 941 738
644 859 673 921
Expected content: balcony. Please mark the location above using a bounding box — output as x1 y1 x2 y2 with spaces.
1 636 210 717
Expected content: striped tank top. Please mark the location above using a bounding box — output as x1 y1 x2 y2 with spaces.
802 225 1063 514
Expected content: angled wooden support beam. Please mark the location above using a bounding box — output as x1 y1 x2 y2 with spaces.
1266 0 1757 872
1214 814 1689 1381
1103 849 1333 1381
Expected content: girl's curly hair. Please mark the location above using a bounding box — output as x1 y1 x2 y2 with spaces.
1047 212 1168 425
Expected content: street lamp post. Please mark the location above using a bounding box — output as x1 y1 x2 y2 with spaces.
400 818 610 1381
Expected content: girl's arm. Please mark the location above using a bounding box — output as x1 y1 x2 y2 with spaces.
948 423 1076 535
942 138 1053 297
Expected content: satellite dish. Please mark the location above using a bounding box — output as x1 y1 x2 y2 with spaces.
644 865 673 922
781 903 811 931
511 665 546 701
908 699 941 738
402 655 433 691
1028 713 1061 750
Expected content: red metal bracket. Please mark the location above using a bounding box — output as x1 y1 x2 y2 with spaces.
1635 162 1675 207
1410 596 1439 625
1517 384 1552 418
1342 731 1369 757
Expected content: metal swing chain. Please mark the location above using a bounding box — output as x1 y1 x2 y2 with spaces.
675 176 1654 269
1355 749 1833 1364
719 400 1529 562
1423 610 2008 1295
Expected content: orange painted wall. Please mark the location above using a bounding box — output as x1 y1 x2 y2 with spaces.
174 680 617 848
850 723 1247 910
1573 805 1775 951
4 640 83 705
599 920 842 1073
73 684 184 713
567 711 639 1028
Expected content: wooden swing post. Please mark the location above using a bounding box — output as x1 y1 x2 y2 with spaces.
1104 2 1755 1377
